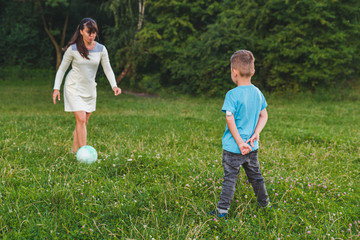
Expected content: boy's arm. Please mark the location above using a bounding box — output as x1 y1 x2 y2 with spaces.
226 112 252 155
246 108 268 147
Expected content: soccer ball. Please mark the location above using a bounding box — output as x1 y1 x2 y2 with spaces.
76 145 98 164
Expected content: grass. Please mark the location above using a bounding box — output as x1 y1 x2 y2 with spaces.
0 69 359 239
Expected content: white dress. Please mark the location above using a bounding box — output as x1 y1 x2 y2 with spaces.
53 42 117 112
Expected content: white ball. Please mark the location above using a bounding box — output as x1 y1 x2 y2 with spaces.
76 145 98 164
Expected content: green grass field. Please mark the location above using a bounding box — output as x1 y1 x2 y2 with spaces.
0 70 359 239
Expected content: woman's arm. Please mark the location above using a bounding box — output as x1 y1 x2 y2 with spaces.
100 46 117 89
53 47 73 104
53 47 73 90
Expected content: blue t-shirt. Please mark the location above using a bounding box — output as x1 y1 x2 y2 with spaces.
222 84 267 154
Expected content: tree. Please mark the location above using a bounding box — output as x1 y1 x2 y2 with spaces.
131 0 224 93
0 0 112 69
35 0 70 70
101 0 146 85
0 0 54 67
132 0 360 95
1 0 359 94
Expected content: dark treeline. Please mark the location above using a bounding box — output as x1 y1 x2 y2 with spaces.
1 0 359 95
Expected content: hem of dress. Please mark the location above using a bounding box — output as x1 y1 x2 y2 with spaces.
65 109 96 113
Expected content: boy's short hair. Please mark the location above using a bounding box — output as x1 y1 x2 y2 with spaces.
230 50 255 77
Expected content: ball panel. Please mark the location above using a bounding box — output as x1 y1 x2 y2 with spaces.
76 145 98 164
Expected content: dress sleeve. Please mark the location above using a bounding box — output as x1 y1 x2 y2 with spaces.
53 47 73 90
100 46 117 89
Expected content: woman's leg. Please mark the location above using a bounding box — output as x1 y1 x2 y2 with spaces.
72 130 79 153
72 111 92 152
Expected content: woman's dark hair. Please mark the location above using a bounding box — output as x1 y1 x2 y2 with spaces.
63 18 98 59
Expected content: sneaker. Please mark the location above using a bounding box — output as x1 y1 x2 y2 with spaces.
259 202 272 209
207 210 228 219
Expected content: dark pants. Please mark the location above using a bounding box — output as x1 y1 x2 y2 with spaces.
217 149 269 210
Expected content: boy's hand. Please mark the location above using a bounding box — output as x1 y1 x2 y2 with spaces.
246 133 260 147
239 142 252 155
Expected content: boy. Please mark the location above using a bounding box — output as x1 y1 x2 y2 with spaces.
211 50 270 219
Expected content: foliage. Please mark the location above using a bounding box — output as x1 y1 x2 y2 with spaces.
0 0 112 69
0 73 359 238
0 0 53 67
256 0 360 92
129 0 360 95
131 0 224 94
44 0 69 7
1 0 360 93
100 0 145 87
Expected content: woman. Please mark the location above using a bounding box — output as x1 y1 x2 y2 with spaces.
53 17 121 153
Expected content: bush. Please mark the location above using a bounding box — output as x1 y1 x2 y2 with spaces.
130 0 360 95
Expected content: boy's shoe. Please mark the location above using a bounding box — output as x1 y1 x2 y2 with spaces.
207 210 228 219
260 202 272 210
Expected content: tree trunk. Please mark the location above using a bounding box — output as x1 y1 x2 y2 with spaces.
117 0 145 83
60 2 70 50
117 63 131 84
36 0 70 70
137 0 145 30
